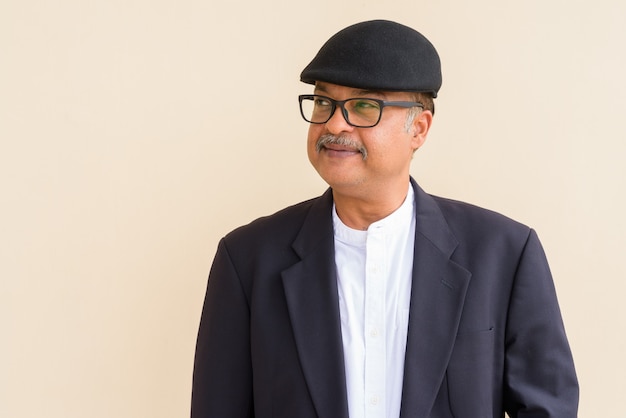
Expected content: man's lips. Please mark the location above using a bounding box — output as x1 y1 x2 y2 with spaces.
315 134 368 160
321 145 362 158
323 144 360 152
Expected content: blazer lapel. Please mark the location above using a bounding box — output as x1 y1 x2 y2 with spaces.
281 189 350 418
400 180 472 417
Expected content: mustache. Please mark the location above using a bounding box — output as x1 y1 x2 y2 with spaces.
315 134 368 160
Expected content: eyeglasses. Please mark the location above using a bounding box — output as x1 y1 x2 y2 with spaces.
298 94 423 128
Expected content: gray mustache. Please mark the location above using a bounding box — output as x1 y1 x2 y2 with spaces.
315 134 368 160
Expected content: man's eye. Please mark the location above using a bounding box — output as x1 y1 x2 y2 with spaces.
353 100 379 110
314 98 332 107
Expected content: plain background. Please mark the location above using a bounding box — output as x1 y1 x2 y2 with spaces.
2 1 625 417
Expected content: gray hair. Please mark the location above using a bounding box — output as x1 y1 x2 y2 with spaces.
404 106 422 132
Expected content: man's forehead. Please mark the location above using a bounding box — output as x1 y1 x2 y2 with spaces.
313 82 408 99
314 82 372 94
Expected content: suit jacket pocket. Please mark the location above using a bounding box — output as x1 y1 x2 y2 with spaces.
446 327 496 418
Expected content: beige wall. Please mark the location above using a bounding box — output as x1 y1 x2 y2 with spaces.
2 1 625 417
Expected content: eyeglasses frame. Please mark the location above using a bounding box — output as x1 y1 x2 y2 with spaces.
298 94 424 128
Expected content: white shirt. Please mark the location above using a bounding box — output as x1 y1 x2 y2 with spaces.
333 185 415 418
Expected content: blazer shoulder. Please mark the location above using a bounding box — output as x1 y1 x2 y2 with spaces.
223 194 325 246
215 192 332 284
430 194 532 242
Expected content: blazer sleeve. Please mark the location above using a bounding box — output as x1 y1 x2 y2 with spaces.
503 229 579 417
191 238 254 418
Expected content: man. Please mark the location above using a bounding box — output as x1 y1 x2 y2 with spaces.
191 20 578 417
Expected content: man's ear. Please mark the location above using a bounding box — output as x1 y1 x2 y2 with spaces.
411 110 433 150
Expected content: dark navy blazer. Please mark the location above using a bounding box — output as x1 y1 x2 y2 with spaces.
191 179 578 417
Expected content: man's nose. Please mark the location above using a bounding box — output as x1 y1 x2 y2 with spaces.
324 105 354 135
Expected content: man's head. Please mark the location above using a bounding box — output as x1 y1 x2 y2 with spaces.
300 20 441 198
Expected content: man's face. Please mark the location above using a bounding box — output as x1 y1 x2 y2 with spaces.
307 82 429 197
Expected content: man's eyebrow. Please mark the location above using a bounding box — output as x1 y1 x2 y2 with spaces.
355 89 386 97
314 84 386 98
313 83 330 94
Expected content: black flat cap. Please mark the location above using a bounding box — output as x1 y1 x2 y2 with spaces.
300 20 442 97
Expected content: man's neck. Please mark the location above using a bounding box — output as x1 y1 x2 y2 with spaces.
332 179 411 230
